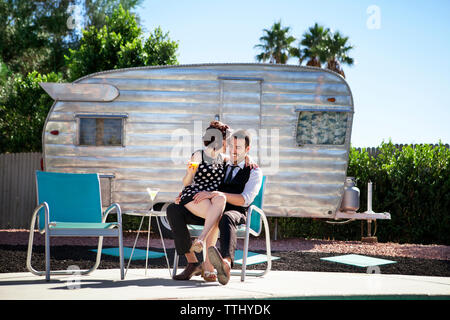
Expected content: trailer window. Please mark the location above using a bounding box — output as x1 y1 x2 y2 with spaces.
78 117 124 146
296 111 348 145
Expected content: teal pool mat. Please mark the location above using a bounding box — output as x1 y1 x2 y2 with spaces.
92 248 277 264
90 247 166 260
233 250 280 266
320 254 396 268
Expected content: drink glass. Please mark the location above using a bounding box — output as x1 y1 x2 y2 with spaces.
146 188 160 211
189 161 199 171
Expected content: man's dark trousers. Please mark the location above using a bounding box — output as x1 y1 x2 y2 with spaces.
166 203 246 266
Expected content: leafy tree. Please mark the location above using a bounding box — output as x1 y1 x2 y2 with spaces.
83 0 144 30
65 5 178 81
0 71 63 153
0 57 11 87
0 0 143 78
0 3 178 153
0 0 79 76
141 27 180 66
254 20 296 64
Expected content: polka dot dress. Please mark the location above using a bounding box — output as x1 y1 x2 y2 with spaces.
179 150 226 206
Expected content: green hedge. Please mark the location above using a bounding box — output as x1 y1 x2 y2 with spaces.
272 141 450 245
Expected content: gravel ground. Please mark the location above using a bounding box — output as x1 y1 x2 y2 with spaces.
1 245 449 277
1 230 449 277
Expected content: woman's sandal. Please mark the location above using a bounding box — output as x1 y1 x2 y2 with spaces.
190 238 204 253
201 267 217 282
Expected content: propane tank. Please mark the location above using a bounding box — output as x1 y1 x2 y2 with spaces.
340 177 360 212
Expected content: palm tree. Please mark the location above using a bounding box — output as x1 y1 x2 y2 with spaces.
322 31 354 78
254 20 296 64
288 46 305 65
300 23 330 68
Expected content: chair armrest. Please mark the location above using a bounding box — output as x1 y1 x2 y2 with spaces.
247 205 270 239
30 202 49 234
247 204 272 275
103 203 122 225
248 204 263 217
247 205 264 235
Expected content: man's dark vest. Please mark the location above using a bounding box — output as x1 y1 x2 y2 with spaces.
218 165 251 214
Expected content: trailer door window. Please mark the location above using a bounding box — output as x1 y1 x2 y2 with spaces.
296 111 348 145
78 116 125 146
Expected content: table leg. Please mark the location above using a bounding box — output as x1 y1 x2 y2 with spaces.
125 215 145 277
145 215 152 276
155 215 171 277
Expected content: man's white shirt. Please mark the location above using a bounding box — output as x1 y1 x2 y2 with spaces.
224 159 262 207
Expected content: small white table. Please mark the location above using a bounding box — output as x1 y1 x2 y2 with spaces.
123 209 171 278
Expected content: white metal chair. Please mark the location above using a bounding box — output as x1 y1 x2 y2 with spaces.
172 176 271 282
26 171 125 281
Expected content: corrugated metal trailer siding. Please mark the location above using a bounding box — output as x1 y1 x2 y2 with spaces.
43 64 353 217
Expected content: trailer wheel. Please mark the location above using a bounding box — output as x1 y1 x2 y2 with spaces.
151 202 174 239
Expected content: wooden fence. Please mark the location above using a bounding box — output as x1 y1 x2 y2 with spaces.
0 153 42 229
353 143 449 158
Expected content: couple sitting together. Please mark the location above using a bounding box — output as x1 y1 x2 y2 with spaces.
166 120 262 285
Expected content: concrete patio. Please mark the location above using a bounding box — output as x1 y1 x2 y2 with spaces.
1 268 449 300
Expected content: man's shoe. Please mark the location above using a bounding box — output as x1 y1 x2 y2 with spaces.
173 263 202 280
208 246 231 285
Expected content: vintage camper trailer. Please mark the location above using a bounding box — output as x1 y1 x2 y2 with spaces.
40 63 390 224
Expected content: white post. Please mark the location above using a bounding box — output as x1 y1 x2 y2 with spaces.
367 181 373 213
367 181 373 237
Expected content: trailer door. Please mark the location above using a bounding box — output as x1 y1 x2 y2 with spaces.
218 77 263 162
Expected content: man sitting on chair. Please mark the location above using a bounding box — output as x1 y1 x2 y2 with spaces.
166 129 263 285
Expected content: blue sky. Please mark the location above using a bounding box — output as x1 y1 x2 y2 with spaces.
137 0 450 147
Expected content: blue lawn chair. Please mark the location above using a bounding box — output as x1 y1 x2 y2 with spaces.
26 171 124 281
235 175 272 281
173 176 272 282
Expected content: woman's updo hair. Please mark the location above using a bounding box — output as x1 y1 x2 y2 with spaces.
203 121 231 149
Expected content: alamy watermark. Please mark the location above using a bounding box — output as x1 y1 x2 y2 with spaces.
66 4 82 30
170 121 280 175
366 5 381 30
366 266 381 274
65 265 81 289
